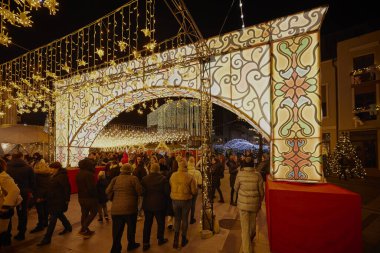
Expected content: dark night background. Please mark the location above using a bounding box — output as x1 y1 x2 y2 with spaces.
1 0 380 126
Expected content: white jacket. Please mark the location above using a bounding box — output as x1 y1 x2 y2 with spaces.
0 171 21 209
187 163 202 187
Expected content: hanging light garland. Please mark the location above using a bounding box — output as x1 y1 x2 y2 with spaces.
238 0 245 29
0 0 59 47
92 124 190 150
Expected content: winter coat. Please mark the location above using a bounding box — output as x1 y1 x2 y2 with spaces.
33 161 52 199
96 177 109 204
106 173 142 215
211 162 224 188
47 169 71 214
7 158 35 194
187 162 202 187
0 171 20 209
234 167 264 212
133 163 147 182
227 160 239 188
76 159 97 200
170 166 197 201
141 172 169 212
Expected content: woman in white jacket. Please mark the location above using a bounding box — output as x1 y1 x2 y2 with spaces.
0 158 21 247
187 156 202 224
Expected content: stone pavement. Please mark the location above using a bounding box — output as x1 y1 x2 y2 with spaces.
1 172 270 253
4 169 379 253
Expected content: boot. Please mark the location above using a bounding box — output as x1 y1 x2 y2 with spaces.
181 235 188 247
173 232 179 249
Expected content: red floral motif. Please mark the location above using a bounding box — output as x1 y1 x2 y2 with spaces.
280 70 311 104
282 139 311 180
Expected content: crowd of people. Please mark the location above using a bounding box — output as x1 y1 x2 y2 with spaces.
0 149 269 253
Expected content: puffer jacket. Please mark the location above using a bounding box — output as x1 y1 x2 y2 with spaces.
33 160 52 199
170 166 197 201
234 167 264 212
187 162 202 187
0 171 20 209
106 173 143 215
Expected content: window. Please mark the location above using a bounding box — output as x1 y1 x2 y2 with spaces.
321 85 327 117
350 130 377 168
352 54 376 120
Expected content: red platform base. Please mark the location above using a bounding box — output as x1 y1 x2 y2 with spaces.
67 166 105 194
265 178 362 253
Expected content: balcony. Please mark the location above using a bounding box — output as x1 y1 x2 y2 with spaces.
351 64 380 87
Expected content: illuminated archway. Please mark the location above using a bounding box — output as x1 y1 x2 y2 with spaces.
55 7 327 182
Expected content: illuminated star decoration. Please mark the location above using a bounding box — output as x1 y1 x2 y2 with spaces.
133 50 141 59
17 11 33 27
109 60 117 66
118 41 128 52
77 59 87 67
141 28 152 37
96 48 104 59
43 0 59 15
144 40 157 52
61 63 70 73
0 31 12 47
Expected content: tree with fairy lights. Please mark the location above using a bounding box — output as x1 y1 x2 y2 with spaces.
328 134 366 180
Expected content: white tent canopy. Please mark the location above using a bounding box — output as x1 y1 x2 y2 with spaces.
0 124 48 144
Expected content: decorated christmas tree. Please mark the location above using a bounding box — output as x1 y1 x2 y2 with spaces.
328 134 366 179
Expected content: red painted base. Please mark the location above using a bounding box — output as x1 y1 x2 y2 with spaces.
265 178 362 253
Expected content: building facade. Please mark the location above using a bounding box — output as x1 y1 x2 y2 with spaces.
322 30 380 172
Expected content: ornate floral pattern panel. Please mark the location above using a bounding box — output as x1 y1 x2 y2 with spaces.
206 6 327 55
209 46 271 137
271 32 322 182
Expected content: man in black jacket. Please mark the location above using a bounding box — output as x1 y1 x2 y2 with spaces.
141 163 169 251
76 154 97 238
37 162 72 246
7 152 35 241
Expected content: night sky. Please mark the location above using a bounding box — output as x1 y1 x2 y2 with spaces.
2 0 380 125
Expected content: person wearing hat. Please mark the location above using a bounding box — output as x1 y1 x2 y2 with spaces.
106 163 143 252
37 162 72 246
141 162 170 251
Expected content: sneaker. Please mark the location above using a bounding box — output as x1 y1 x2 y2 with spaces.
98 218 103 222
137 216 143 221
218 200 225 203
127 242 140 251
190 218 196 224
105 216 110 221
167 224 173 230
181 237 189 247
158 238 168 246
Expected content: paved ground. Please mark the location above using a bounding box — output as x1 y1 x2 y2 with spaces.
1 172 270 253
3 169 380 253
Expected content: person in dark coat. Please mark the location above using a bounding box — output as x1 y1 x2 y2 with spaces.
141 163 170 251
226 154 239 206
6 152 35 241
133 156 147 182
37 162 72 246
96 171 109 222
76 155 98 238
210 156 225 203
30 153 51 233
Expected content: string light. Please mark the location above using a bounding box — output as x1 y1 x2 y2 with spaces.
238 0 245 29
